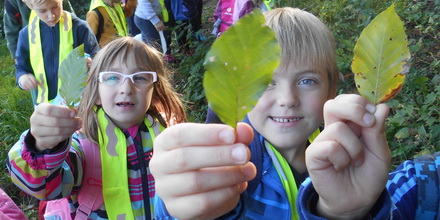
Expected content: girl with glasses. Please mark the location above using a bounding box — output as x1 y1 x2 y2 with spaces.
7 37 186 219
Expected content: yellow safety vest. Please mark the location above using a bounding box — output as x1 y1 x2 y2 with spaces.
89 0 129 37
97 108 164 219
28 10 73 104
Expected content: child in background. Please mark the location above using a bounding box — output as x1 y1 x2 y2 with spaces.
7 37 186 219
87 0 137 47
15 0 99 106
4 0 74 61
151 7 349 219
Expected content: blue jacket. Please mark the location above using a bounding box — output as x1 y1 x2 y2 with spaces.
297 152 440 219
155 116 306 219
15 12 99 101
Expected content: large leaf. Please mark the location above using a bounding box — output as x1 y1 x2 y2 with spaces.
58 44 88 107
352 4 410 105
203 10 280 128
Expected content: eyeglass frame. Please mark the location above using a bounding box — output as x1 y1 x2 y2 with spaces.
98 71 157 87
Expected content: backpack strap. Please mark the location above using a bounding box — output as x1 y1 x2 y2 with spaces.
75 136 104 220
93 8 104 41
414 152 440 219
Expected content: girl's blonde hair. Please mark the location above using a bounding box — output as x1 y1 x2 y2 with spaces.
78 37 187 144
264 7 340 94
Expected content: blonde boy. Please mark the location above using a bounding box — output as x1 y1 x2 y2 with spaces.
16 0 99 105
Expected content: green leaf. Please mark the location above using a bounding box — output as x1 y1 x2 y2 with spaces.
352 4 410 105
58 44 88 107
203 10 280 128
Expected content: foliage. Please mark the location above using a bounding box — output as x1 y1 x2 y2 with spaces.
204 11 280 128
352 4 410 105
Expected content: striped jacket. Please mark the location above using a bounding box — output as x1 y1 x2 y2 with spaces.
7 123 158 219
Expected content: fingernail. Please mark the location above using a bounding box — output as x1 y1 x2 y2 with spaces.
219 129 235 144
231 146 246 163
365 104 376 114
69 111 75 118
363 113 374 126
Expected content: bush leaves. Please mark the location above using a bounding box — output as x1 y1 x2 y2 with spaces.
58 44 88 107
203 10 280 128
352 4 410 104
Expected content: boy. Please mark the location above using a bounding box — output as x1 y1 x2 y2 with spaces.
4 0 74 61
149 7 386 219
87 0 137 47
15 0 99 105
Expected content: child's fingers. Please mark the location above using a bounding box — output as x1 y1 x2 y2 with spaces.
34 103 77 118
154 123 238 152
324 94 376 128
155 163 256 197
163 184 247 220
152 143 251 174
307 122 364 171
361 103 391 165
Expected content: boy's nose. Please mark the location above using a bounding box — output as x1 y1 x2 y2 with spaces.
278 89 299 108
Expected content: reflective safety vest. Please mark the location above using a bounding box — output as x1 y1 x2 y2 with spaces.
28 10 73 104
89 0 129 37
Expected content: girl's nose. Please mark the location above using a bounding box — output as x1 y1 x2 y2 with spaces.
118 79 135 94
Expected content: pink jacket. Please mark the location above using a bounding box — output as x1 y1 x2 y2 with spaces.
0 188 27 219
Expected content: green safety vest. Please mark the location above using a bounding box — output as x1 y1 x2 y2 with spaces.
89 0 129 37
28 10 73 104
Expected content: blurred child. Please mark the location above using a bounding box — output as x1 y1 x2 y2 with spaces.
150 7 345 219
7 37 186 219
15 0 99 105
87 0 137 47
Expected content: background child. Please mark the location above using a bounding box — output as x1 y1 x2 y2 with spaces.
4 0 74 61
87 0 137 47
7 37 186 219
150 7 341 219
15 0 99 105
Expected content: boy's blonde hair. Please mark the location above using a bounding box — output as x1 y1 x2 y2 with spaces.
264 7 339 94
78 37 187 144
24 0 63 8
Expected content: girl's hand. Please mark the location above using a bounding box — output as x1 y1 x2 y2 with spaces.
305 94 391 219
150 122 257 220
30 103 82 152
18 74 39 90
154 21 165 32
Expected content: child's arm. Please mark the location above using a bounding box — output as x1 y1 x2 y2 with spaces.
303 94 391 219
150 123 257 220
7 103 84 200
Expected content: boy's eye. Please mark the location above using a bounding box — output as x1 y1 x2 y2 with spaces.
266 80 276 90
299 79 316 85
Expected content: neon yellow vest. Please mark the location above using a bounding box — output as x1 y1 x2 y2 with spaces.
158 0 169 22
97 108 164 219
28 10 73 104
266 128 320 220
89 0 129 37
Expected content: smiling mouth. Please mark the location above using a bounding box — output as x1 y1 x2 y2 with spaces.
116 102 134 107
270 117 302 123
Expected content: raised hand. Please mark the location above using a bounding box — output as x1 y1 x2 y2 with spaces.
305 94 391 219
30 103 82 151
150 122 257 220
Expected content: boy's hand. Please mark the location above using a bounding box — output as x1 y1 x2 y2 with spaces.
150 122 257 220
18 74 39 90
154 21 165 32
30 103 82 152
305 94 390 219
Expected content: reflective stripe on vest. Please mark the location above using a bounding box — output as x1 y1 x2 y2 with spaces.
158 0 169 22
89 0 129 37
28 10 73 104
